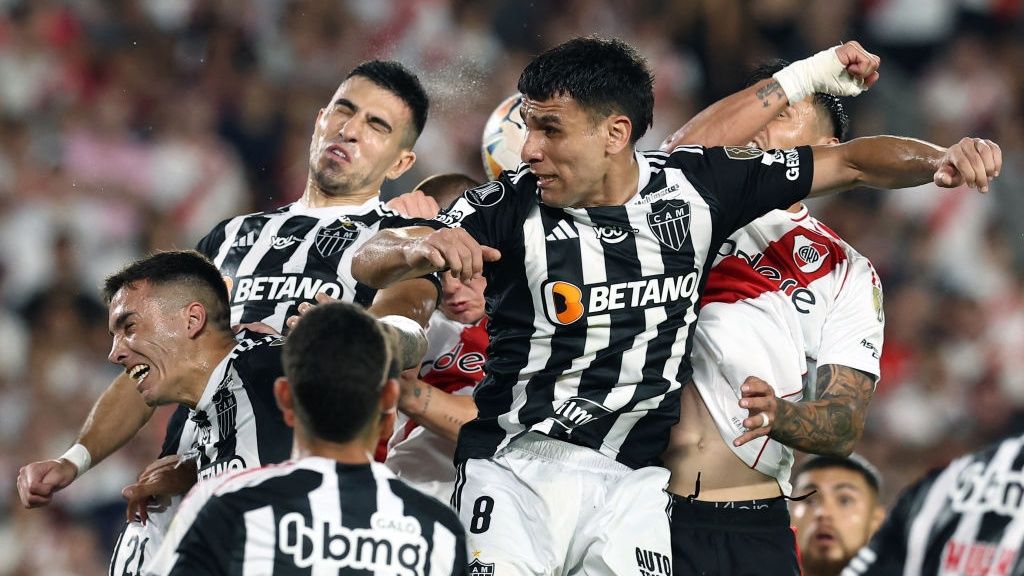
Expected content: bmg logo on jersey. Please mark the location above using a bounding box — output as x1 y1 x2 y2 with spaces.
542 273 699 325
278 512 427 574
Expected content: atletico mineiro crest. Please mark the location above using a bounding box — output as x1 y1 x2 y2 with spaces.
468 558 495 575
315 219 361 258
647 200 691 251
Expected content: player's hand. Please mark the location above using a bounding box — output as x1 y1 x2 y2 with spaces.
934 137 1002 192
733 377 779 447
405 227 501 283
233 321 280 336
122 456 198 524
285 291 336 331
834 41 881 90
17 459 78 508
387 190 441 219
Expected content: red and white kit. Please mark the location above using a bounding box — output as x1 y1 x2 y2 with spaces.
693 204 884 495
385 312 488 501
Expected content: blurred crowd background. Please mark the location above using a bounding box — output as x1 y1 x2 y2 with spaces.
0 0 1021 572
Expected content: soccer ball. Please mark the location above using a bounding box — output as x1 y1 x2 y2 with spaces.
481 94 527 180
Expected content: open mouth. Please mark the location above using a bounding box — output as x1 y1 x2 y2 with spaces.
127 364 151 386
326 144 350 163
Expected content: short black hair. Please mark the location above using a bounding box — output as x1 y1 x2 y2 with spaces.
795 453 883 495
348 60 429 147
102 250 231 334
413 173 481 210
283 301 391 443
518 36 654 144
747 59 850 142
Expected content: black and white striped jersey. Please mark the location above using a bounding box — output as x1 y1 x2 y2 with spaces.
843 434 1024 576
180 334 291 481
197 197 408 332
416 145 813 468
145 457 468 576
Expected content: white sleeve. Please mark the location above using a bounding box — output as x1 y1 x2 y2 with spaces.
816 256 884 383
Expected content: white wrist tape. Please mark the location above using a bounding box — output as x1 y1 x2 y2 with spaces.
773 46 866 103
60 443 92 478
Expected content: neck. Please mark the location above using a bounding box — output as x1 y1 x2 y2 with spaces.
577 149 639 207
178 334 238 409
291 426 375 465
301 177 380 209
786 202 804 214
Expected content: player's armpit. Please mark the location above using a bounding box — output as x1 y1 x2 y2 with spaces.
770 364 874 456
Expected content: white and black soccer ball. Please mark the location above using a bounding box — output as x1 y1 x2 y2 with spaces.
481 93 526 181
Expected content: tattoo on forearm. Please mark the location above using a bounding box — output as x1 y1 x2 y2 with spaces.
755 80 786 108
416 385 433 417
770 365 874 456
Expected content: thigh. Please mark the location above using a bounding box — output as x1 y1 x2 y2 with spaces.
454 457 561 576
575 466 673 576
670 504 800 576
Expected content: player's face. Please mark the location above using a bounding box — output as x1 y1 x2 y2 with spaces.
439 273 486 324
309 76 416 197
520 95 613 208
791 468 884 575
751 98 836 151
107 282 191 406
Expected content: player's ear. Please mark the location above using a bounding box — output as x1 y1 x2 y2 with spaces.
185 302 207 338
385 150 416 181
870 504 885 533
605 114 633 155
274 377 296 428
377 378 399 444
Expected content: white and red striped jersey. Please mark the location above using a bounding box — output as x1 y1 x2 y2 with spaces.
385 312 488 501
691 204 884 495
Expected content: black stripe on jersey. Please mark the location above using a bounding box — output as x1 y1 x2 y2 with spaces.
389 477 468 576
216 215 271 276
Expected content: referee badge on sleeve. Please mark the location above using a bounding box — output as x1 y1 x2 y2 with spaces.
647 200 691 251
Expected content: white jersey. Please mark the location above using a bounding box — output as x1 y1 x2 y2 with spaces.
386 312 487 501
692 205 884 495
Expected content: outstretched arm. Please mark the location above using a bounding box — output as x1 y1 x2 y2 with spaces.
397 373 478 443
661 40 880 149
18 372 155 508
809 136 1002 197
733 365 875 456
352 226 501 289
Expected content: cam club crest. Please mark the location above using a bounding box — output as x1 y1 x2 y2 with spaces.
315 219 361 258
468 558 495 575
647 200 691 251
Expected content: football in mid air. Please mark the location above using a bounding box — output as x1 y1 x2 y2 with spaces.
481 93 527 180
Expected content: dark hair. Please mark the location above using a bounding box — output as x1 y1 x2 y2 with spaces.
413 173 481 210
518 36 654 144
102 250 231 334
795 453 883 495
283 301 390 443
747 59 850 142
348 60 429 147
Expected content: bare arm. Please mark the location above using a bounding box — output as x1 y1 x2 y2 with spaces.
398 375 478 443
809 136 1001 197
352 226 500 288
770 364 875 456
660 79 788 149
18 372 155 507
78 372 156 462
368 278 438 327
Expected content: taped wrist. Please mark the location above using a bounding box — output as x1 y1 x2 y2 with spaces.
773 46 866 103
60 443 92 478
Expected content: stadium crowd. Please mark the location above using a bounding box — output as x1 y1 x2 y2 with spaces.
0 0 1021 573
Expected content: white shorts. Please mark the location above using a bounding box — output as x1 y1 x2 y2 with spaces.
109 503 176 576
452 432 673 576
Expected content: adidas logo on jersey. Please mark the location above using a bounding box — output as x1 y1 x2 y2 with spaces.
231 231 257 248
545 220 579 241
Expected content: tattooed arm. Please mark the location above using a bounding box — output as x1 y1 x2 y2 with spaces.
734 365 875 456
397 371 478 443
659 78 788 150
